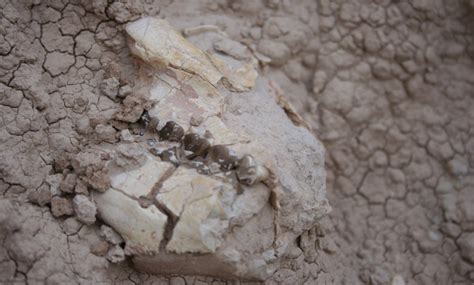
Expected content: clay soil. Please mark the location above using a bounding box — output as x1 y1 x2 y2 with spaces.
1 0 473 284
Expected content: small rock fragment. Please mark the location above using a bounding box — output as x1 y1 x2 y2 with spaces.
106 245 126 263
59 173 77 194
51 197 74 217
100 225 124 245
28 184 52 207
100 77 120 100
53 155 71 173
73 195 97 225
83 168 111 192
74 179 89 195
46 174 64 196
115 94 151 123
107 2 138 23
120 129 134 143
190 115 204 126
118 85 132 98
95 124 118 143
72 150 108 174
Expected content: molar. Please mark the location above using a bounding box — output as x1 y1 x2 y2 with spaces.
159 121 184 141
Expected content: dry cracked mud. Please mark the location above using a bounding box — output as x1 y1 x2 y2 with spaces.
1 0 474 284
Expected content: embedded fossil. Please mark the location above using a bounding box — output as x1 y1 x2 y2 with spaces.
237 154 270 185
159 121 185 141
205 144 239 171
183 133 200 150
152 124 280 208
126 17 257 91
237 154 281 210
183 133 211 159
159 147 182 166
89 17 328 281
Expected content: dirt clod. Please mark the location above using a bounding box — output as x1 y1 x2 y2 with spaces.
51 197 74 217
73 195 97 225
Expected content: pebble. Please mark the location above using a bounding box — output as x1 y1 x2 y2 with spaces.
106 245 125 263
120 129 134 143
74 179 89 195
59 173 77 194
100 225 124 245
51 197 74 217
73 195 97 225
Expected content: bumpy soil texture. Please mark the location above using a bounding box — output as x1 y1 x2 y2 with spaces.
1 0 474 284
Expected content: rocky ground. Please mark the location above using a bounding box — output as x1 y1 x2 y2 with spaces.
1 0 473 284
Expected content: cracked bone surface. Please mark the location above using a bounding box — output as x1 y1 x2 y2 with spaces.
92 17 329 280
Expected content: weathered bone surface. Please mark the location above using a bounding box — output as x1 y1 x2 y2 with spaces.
125 17 258 92
92 17 329 280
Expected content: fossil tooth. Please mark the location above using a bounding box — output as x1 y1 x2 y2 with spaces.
237 154 270 185
206 145 239 171
159 121 184 141
183 133 200 151
183 133 211 159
